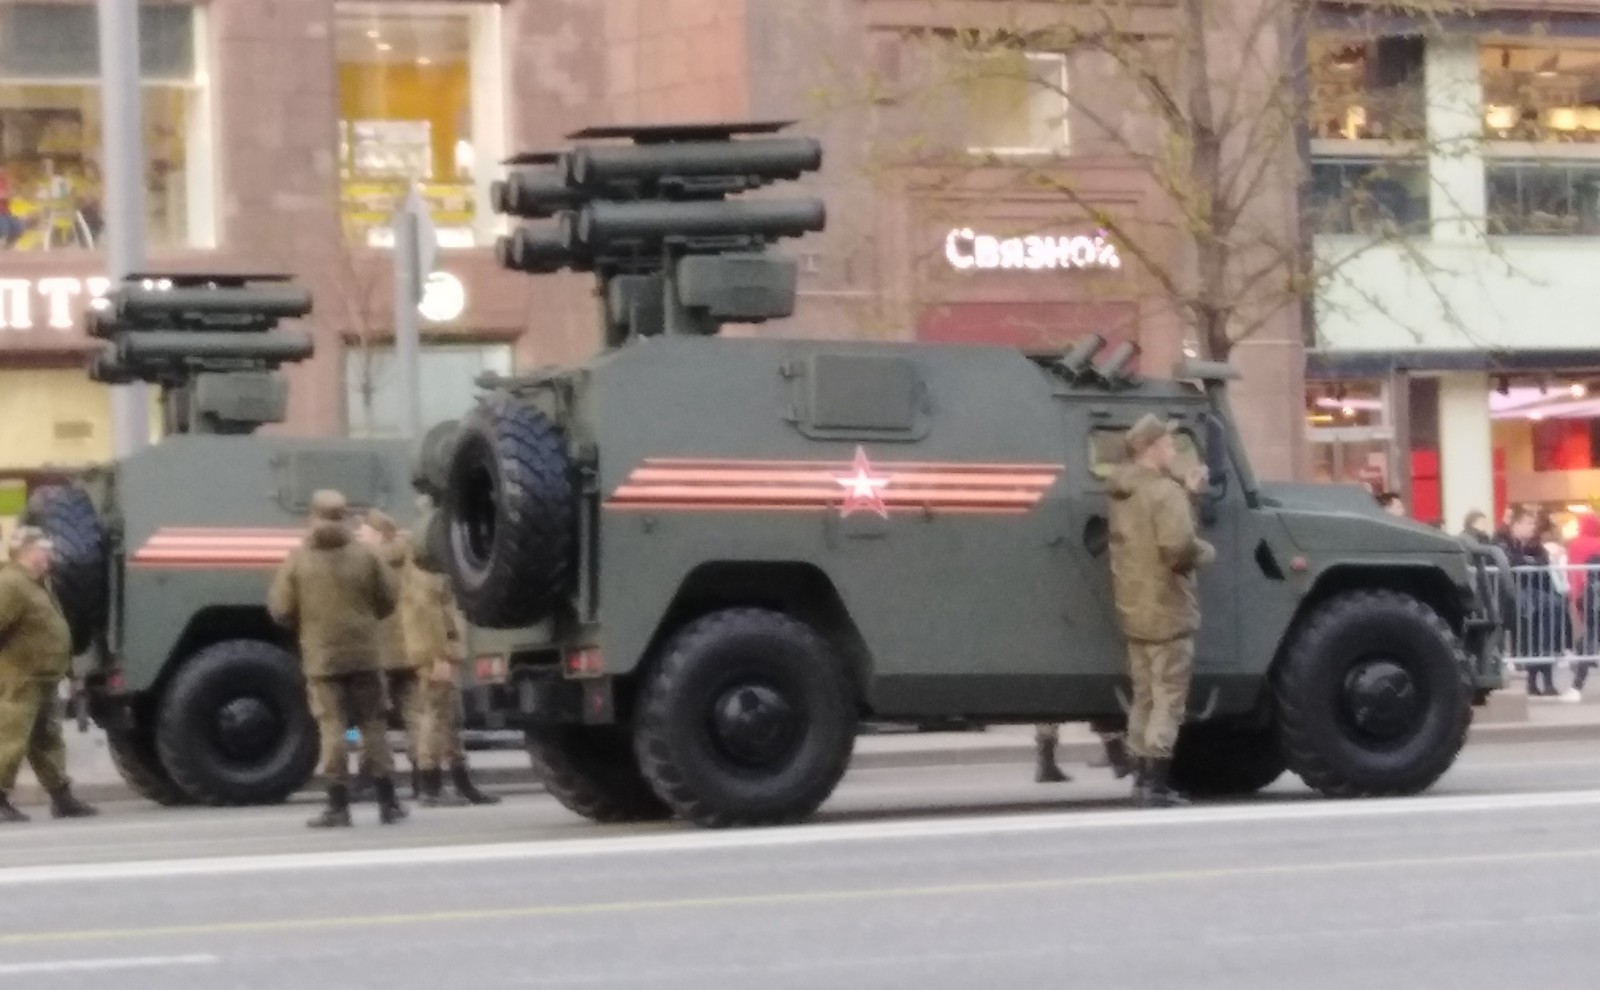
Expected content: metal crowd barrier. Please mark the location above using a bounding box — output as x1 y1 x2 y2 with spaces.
1497 563 1600 673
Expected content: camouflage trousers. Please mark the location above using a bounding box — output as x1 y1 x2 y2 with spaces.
1125 637 1194 760
384 669 428 770
417 675 465 771
307 672 393 783
0 674 68 794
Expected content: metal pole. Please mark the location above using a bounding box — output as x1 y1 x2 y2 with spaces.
97 0 150 456
393 208 422 440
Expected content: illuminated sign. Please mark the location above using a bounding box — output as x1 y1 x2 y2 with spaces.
944 228 1121 272
419 271 466 323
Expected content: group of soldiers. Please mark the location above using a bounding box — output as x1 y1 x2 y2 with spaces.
268 489 497 828
1032 413 1214 808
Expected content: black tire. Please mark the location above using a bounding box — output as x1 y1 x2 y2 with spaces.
155 639 319 805
1275 591 1472 798
527 725 673 823
106 727 193 807
23 485 107 656
443 395 575 628
411 419 460 499
408 506 451 574
1169 722 1286 797
634 608 857 827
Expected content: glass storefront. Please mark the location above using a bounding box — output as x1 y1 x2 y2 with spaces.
0 3 213 252
1308 35 1426 142
344 340 512 437
1306 380 1395 487
335 1 504 250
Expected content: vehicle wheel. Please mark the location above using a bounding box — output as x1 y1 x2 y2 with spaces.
412 418 460 499
409 506 452 575
634 608 857 828
1169 722 1286 797
1274 590 1472 798
155 639 319 805
443 395 575 628
23 485 107 655
527 725 672 823
106 726 193 807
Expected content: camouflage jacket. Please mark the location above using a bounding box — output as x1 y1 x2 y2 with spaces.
0 564 72 683
267 522 398 678
1107 463 1216 644
399 554 462 668
373 540 413 671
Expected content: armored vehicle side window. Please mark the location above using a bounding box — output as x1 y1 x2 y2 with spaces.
1089 426 1200 480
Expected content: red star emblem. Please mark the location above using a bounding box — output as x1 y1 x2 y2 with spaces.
835 446 890 518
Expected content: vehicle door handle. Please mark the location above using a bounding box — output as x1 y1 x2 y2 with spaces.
1083 515 1109 557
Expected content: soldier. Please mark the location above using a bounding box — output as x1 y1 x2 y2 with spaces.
1107 414 1214 808
360 510 426 801
1033 721 1134 783
268 490 404 828
399 543 498 807
0 527 98 823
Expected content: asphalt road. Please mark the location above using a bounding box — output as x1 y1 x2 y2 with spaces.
0 741 1598 989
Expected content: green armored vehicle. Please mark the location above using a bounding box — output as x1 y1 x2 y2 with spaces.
22 273 515 807
416 122 1507 828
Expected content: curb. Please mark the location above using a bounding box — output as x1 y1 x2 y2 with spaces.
21 720 1600 807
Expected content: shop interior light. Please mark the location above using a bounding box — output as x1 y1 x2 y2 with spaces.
366 29 380 39
417 57 432 65
1571 382 1588 398
377 42 392 52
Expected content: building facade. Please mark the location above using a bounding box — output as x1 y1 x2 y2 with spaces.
1310 1 1600 532
0 0 1311 520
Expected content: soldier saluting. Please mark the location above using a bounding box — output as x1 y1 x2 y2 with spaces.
0 526 98 823
1108 414 1215 808
269 490 404 827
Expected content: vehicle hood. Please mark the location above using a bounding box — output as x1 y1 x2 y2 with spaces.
1259 482 1466 554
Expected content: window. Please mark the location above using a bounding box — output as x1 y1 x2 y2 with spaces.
1486 161 1600 235
1308 35 1426 142
962 51 1068 154
0 3 214 252
344 341 512 438
1088 425 1200 480
1481 43 1600 144
336 1 505 251
1311 158 1430 235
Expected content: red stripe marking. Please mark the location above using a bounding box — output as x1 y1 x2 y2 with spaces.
638 458 1064 472
626 467 1059 487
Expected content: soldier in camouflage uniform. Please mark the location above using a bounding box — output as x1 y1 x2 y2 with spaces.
1107 414 1214 808
360 510 426 802
268 490 405 828
0 527 98 823
398 547 499 807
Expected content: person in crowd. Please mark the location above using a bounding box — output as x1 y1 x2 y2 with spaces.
1565 514 1600 700
1498 508 1569 697
1376 491 1406 517
1461 510 1495 545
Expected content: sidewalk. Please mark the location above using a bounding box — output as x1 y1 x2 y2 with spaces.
15 686 1599 805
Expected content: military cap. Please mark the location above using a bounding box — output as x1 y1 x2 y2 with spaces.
309 489 349 521
366 508 399 538
1124 413 1176 458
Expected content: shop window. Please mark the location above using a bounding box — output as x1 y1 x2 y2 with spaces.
1088 425 1200 481
0 3 214 252
336 1 505 251
1486 161 1600 235
345 341 513 438
1310 158 1430 235
962 51 1068 155
1309 35 1426 142
1481 43 1600 145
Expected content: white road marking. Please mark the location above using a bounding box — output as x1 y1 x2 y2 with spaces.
0 787 1599 888
0 954 218 975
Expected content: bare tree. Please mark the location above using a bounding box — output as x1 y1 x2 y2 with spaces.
793 0 1491 361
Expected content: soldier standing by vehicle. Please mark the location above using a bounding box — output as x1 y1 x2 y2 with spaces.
400 541 499 807
1108 415 1214 808
268 490 404 828
361 510 426 799
0 527 98 823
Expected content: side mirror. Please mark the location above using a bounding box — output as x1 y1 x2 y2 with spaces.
1197 415 1229 526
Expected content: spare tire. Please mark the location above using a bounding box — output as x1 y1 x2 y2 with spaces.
409 505 452 575
411 418 460 499
443 394 576 627
23 485 108 655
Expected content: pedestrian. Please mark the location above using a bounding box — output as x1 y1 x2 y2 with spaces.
0 527 98 823
268 489 404 828
1498 507 1567 697
1376 491 1406 517
1565 514 1600 700
360 510 426 799
399 538 498 807
1107 414 1214 808
1034 721 1133 783
1461 509 1494 545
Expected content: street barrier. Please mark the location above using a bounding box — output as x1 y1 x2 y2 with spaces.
1496 564 1600 682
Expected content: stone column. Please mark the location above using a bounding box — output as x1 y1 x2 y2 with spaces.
1437 372 1493 532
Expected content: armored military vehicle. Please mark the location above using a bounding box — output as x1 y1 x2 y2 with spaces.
415 121 1507 828
21 273 517 807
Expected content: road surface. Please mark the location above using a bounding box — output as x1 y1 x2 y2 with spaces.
0 740 1597 988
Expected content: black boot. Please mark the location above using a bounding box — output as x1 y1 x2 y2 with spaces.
375 777 407 824
410 765 422 800
0 791 29 824
419 768 465 808
1131 758 1151 806
1034 738 1070 783
48 786 99 819
451 761 501 806
1145 758 1190 809
1101 735 1133 780
307 783 352 828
